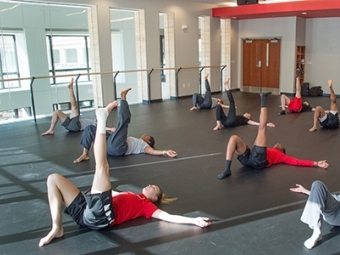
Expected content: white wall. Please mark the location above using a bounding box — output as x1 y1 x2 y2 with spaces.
305 17 340 91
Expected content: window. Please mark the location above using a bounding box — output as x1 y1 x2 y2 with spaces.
46 35 91 84
0 35 20 89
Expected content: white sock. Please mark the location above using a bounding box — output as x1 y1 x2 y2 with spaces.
96 108 109 134
304 227 322 249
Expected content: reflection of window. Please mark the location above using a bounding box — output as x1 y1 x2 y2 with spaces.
46 35 91 84
53 49 60 64
66 48 77 63
0 35 20 89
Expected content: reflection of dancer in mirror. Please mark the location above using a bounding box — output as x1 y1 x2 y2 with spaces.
190 73 227 111
278 69 314 115
213 78 275 131
74 88 177 163
309 79 339 132
39 101 211 247
290 181 340 249
41 78 115 136
217 92 328 179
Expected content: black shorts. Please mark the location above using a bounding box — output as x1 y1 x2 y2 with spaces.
64 190 115 230
82 190 115 230
62 116 81 132
64 192 87 227
320 112 339 129
237 145 267 170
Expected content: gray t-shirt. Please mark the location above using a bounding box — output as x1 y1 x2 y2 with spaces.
211 97 219 109
79 118 97 131
125 136 149 155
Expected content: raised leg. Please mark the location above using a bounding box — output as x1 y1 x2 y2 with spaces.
68 78 79 118
328 79 338 111
254 92 271 147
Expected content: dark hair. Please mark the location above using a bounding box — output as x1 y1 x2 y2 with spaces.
275 143 286 154
148 136 155 148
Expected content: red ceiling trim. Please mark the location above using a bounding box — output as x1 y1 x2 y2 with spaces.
212 0 340 19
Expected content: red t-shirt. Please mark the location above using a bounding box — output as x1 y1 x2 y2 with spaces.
110 192 158 226
266 148 314 167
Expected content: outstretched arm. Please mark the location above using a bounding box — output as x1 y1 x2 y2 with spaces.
290 184 310 195
144 146 177 157
247 120 275 127
152 209 211 227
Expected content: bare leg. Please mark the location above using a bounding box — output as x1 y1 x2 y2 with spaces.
39 173 80 247
295 76 302 99
217 135 247 179
73 148 90 163
68 78 79 118
90 108 111 193
279 94 290 114
328 79 338 111
309 106 326 132
254 92 271 147
41 110 68 136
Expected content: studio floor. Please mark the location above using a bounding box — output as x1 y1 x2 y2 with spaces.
1 90 340 255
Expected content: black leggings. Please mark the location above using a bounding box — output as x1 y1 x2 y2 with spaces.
192 79 212 109
215 90 236 127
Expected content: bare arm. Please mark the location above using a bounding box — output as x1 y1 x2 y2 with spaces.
111 190 120 196
152 209 211 227
144 146 177 157
247 120 275 127
219 103 230 109
290 184 310 195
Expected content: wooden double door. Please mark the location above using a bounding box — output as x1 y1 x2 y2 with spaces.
243 39 280 89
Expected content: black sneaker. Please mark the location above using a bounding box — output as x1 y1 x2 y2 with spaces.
278 110 286 115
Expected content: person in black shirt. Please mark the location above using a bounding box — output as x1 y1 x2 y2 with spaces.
213 78 275 130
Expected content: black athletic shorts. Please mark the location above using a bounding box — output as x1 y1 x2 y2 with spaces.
82 190 115 230
64 192 87 227
62 116 81 132
237 145 267 170
64 190 115 230
320 112 339 129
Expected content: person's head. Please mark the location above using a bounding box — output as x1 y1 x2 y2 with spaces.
142 185 177 204
274 143 286 154
303 101 310 107
217 98 224 105
141 134 155 148
243 112 252 120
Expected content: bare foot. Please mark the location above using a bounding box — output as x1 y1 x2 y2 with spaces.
39 227 64 247
224 78 230 90
67 78 74 89
205 73 209 79
309 126 317 132
328 79 333 89
73 154 90 163
41 130 54 136
106 101 118 112
190 106 197 111
106 127 116 133
120 88 132 100
213 125 221 131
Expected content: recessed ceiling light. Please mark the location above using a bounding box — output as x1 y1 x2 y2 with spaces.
302 12 307 15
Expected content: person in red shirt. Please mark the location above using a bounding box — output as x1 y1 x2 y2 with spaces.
217 92 328 179
39 88 211 247
278 69 314 115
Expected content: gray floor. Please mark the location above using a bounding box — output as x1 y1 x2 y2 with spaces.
1 91 340 255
